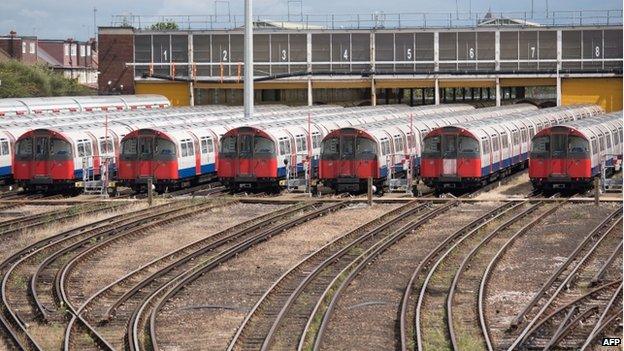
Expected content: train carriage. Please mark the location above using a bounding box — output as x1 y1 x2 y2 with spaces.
218 104 475 191
529 111 623 190
420 105 603 191
318 104 537 193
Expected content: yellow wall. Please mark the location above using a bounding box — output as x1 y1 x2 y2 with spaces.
562 78 623 112
135 81 191 106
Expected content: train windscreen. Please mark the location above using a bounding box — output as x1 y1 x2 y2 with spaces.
16 138 33 160
253 136 275 158
220 136 237 158
155 138 176 159
457 136 479 157
356 137 377 160
50 138 72 159
567 136 589 158
121 139 138 160
422 136 441 158
530 136 550 158
321 137 339 160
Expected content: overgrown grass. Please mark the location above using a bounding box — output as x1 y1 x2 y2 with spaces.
0 60 93 98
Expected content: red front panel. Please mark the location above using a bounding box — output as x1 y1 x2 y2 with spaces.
153 159 179 180
49 160 74 180
456 158 481 178
118 160 136 181
338 159 356 177
138 160 153 177
237 158 253 176
549 159 567 175
355 159 379 179
319 160 337 180
529 159 549 179
218 157 235 178
253 158 277 178
218 157 278 179
12 159 74 181
566 159 591 178
420 157 442 178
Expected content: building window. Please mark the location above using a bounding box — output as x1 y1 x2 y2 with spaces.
22 42 26 54
70 44 77 56
86 45 91 56
64 44 69 56
80 45 85 57
29 42 35 54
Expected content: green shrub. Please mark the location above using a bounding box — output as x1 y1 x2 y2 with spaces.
0 60 93 98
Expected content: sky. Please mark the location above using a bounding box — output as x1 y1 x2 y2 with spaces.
0 0 621 41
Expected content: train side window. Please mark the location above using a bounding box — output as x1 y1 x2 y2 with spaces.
512 131 519 145
591 139 598 155
279 138 291 155
180 141 188 157
312 133 321 149
598 136 605 152
0 139 9 156
521 129 527 143
606 133 612 149
619 127 623 143
380 139 391 156
296 135 307 152
492 136 499 152
200 137 213 154
501 133 509 149
394 136 404 153
481 139 490 155
77 140 86 157
99 137 113 154
186 140 194 156
528 126 535 138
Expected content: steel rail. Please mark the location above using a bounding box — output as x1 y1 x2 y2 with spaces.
506 211 622 350
29 201 197 321
225 200 426 351
590 239 623 286
412 201 526 351
447 200 562 350
310 202 457 351
542 306 597 351
397 201 516 351
58 201 226 350
580 308 623 350
129 201 346 351
580 282 623 351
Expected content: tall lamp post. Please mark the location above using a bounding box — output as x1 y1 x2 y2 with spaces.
244 0 254 118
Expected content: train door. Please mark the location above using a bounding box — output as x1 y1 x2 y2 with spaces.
441 134 458 176
200 136 214 173
237 132 254 177
33 134 49 177
137 135 154 178
548 133 567 176
339 133 356 177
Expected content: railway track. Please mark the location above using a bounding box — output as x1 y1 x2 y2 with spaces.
226 200 451 351
124 200 347 351
500 206 623 350
0 200 225 351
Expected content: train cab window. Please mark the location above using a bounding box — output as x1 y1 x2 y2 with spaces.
321 137 339 159
121 139 138 158
422 136 441 157
35 137 49 157
50 138 72 159
16 138 33 157
0 139 9 156
155 138 175 158
568 136 589 158
530 136 550 158
551 134 567 158
356 137 377 160
458 137 479 157
340 136 355 158
200 137 213 154
238 135 253 158
441 135 457 158
254 136 275 156
220 136 237 157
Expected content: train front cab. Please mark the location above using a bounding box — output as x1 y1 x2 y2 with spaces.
118 130 179 192
13 130 76 191
529 127 593 190
218 127 279 191
421 128 482 190
319 128 380 193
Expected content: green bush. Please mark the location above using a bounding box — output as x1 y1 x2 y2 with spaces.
0 60 93 98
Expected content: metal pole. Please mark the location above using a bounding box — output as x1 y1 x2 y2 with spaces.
367 177 373 206
244 0 254 118
594 177 600 205
147 178 154 206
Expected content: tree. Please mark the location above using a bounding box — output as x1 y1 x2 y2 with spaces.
150 22 179 31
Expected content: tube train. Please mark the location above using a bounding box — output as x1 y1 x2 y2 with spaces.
529 111 622 190
420 105 603 190
217 104 474 191
116 105 397 191
4 104 347 186
317 104 538 193
0 94 170 117
11 104 353 190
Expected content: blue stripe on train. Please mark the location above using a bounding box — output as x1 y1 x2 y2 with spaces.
481 152 529 177
178 163 216 179
0 165 11 177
